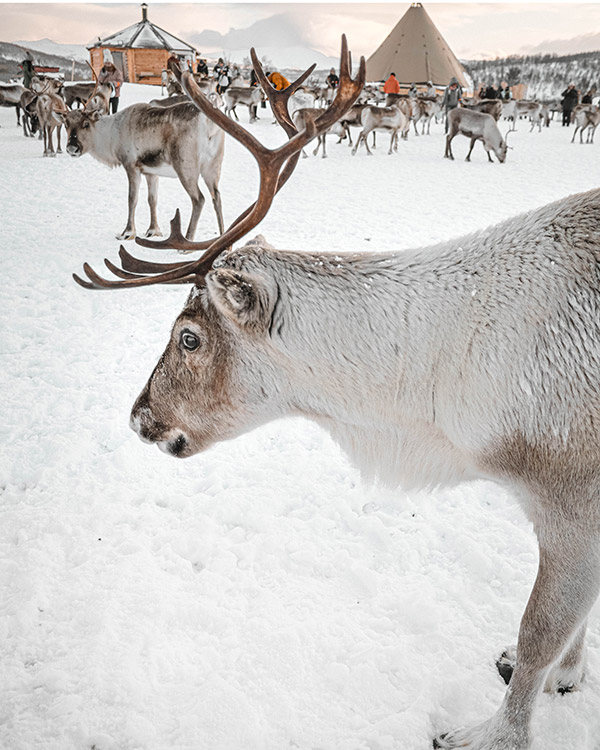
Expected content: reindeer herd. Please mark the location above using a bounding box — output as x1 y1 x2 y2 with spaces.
2 37 600 750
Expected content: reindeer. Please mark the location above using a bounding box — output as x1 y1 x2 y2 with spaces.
0 82 25 125
60 87 225 241
352 100 409 155
62 81 96 109
74 37 600 750
19 89 40 138
512 100 543 132
465 98 503 121
84 81 113 115
417 97 443 134
292 107 348 158
223 86 264 122
571 106 599 144
445 107 509 162
36 80 67 157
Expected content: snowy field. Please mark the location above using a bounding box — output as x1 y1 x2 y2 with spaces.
2 82 600 750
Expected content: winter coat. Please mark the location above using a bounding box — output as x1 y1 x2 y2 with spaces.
442 85 461 110
268 72 290 91
22 59 35 88
561 87 579 110
581 93 593 104
326 73 339 89
98 64 124 97
383 75 400 95
484 86 498 99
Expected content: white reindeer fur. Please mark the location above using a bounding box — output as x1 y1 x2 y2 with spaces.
131 187 600 750
202 189 600 494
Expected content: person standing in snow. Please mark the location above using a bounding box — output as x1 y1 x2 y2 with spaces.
383 72 400 95
22 51 35 89
441 77 462 132
408 83 418 99
561 83 579 126
98 50 124 114
425 81 436 99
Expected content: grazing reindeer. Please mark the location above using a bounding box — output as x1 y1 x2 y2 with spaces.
445 108 509 162
60 95 225 241
352 101 409 155
74 37 600 750
36 81 67 157
223 86 264 122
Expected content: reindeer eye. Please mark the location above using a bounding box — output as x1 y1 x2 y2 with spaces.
82 121 90 129
181 331 200 351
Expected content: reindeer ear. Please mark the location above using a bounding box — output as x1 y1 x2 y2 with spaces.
206 268 276 332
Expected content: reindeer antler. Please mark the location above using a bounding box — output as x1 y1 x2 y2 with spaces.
73 36 366 290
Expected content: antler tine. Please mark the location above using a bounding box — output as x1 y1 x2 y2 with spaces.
134 209 214 251
73 36 365 290
75 259 205 289
119 245 192 274
250 48 316 136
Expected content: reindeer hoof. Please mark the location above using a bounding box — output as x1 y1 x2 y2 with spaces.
144 228 163 238
116 231 136 241
49 152 57 158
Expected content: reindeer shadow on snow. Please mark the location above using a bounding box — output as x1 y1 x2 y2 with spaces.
73 37 600 750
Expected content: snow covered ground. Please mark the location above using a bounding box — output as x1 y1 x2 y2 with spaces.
2 83 600 750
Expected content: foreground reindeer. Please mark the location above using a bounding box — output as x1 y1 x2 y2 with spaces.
74 37 600 750
445 108 509 162
60 91 225 241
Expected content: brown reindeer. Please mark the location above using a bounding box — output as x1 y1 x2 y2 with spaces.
36 80 67 157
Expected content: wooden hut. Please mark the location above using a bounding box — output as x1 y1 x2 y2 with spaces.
88 3 196 86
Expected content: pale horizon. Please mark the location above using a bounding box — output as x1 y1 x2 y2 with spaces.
2 2 600 60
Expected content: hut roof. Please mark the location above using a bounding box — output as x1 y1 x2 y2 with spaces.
88 4 195 55
366 3 467 87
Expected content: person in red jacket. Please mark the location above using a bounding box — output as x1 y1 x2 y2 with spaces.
383 72 400 95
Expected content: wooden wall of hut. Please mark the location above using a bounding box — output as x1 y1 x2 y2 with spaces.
89 47 168 85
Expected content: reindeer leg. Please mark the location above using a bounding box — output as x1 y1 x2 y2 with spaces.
56 124 62 154
444 133 455 160
465 137 476 162
143 174 162 237
48 125 56 157
116 167 141 240
434 516 600 750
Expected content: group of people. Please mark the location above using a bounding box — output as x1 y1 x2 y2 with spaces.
477 83 512 100
383 72 462 132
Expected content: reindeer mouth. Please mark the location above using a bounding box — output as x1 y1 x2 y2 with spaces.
157 433 190 458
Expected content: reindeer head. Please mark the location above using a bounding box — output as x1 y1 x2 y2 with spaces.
72 37 365 458
61 109 102 157
130 243 282 457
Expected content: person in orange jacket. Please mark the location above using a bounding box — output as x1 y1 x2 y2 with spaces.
383 72 401 95
267 71 290 91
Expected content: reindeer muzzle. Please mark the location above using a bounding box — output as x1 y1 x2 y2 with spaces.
66 136 82 157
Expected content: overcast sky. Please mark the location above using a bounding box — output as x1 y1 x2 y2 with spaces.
3 2 600 60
